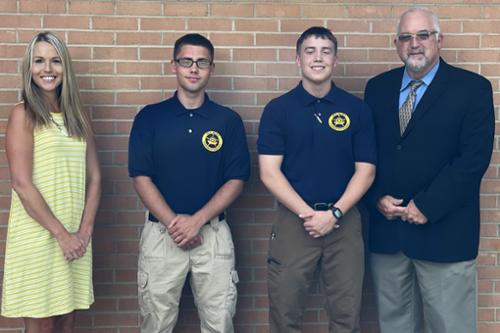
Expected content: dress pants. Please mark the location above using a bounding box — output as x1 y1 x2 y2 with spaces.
371 252 477 333
268 204 364 333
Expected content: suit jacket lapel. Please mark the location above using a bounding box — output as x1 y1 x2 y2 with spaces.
387 68 404 139
402 59 450 138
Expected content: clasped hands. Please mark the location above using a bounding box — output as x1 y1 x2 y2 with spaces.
56 230 91 262
299 210 339 239
377 195 428 225
167 214 204 251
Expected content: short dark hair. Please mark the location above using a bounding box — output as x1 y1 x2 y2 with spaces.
296 26 338 55
173 33 214 61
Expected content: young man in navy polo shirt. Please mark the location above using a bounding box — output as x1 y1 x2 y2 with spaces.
129 33 250 333
258 27 377 333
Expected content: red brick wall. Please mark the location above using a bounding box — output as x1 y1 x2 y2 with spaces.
0 1 499 332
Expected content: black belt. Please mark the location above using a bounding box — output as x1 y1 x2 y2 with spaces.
149 212 225 224
307 202 334 211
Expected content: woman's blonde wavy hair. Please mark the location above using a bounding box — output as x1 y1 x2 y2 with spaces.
21 31 90 139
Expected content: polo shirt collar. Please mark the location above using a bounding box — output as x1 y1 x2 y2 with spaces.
173 91 211 118
295 81 338 106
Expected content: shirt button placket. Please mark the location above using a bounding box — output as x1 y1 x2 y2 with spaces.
188 113 193 134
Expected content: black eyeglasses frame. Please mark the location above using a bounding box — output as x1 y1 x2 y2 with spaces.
174 57 213 69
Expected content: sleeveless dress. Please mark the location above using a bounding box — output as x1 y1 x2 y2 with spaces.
1 112 93 317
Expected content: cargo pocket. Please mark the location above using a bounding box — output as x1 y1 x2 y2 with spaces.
137 271 153 317
215 223 234 260
225 270 239 316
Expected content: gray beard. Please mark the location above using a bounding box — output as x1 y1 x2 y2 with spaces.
405 57 428 73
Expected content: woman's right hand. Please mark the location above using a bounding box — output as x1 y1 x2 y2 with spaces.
56 231 86 261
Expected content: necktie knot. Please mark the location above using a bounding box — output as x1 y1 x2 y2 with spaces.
409 80 424 92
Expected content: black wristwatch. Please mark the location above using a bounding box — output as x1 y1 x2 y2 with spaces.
331 206 343 220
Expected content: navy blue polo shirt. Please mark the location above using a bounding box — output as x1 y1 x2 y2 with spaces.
129 92 250 220
257 82 376 204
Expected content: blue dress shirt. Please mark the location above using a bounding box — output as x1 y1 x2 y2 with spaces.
399 60 440 110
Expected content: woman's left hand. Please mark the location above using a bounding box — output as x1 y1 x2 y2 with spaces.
76 230 92 249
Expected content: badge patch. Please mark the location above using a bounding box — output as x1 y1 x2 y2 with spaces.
328 112 350 131
202 130 223 152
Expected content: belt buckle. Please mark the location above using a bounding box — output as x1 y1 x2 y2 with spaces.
313 202 331 211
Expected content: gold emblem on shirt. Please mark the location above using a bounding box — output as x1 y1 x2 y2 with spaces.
202 131 223 152
328 112 350 131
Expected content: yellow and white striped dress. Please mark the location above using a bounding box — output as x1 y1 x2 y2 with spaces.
1 112 93 317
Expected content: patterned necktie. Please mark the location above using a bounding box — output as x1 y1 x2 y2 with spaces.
399 80 424 135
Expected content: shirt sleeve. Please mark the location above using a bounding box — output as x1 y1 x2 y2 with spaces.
223 113 251 182
128 107 155 178
352 102 377 165
257 100 285 155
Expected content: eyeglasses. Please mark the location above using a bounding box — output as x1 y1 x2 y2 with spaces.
174 57 212 69
397 30 438 43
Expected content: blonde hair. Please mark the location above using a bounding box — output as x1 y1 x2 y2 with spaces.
21 31 91 139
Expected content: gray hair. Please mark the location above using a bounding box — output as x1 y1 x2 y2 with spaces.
397 7 441 34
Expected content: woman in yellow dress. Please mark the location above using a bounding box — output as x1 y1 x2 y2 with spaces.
1 32 101 332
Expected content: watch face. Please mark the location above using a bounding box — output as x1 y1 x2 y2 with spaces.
332 208 343 219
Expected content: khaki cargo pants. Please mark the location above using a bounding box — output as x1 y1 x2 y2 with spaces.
138 215 238 333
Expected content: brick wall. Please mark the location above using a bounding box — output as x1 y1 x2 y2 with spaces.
0 1 498 332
